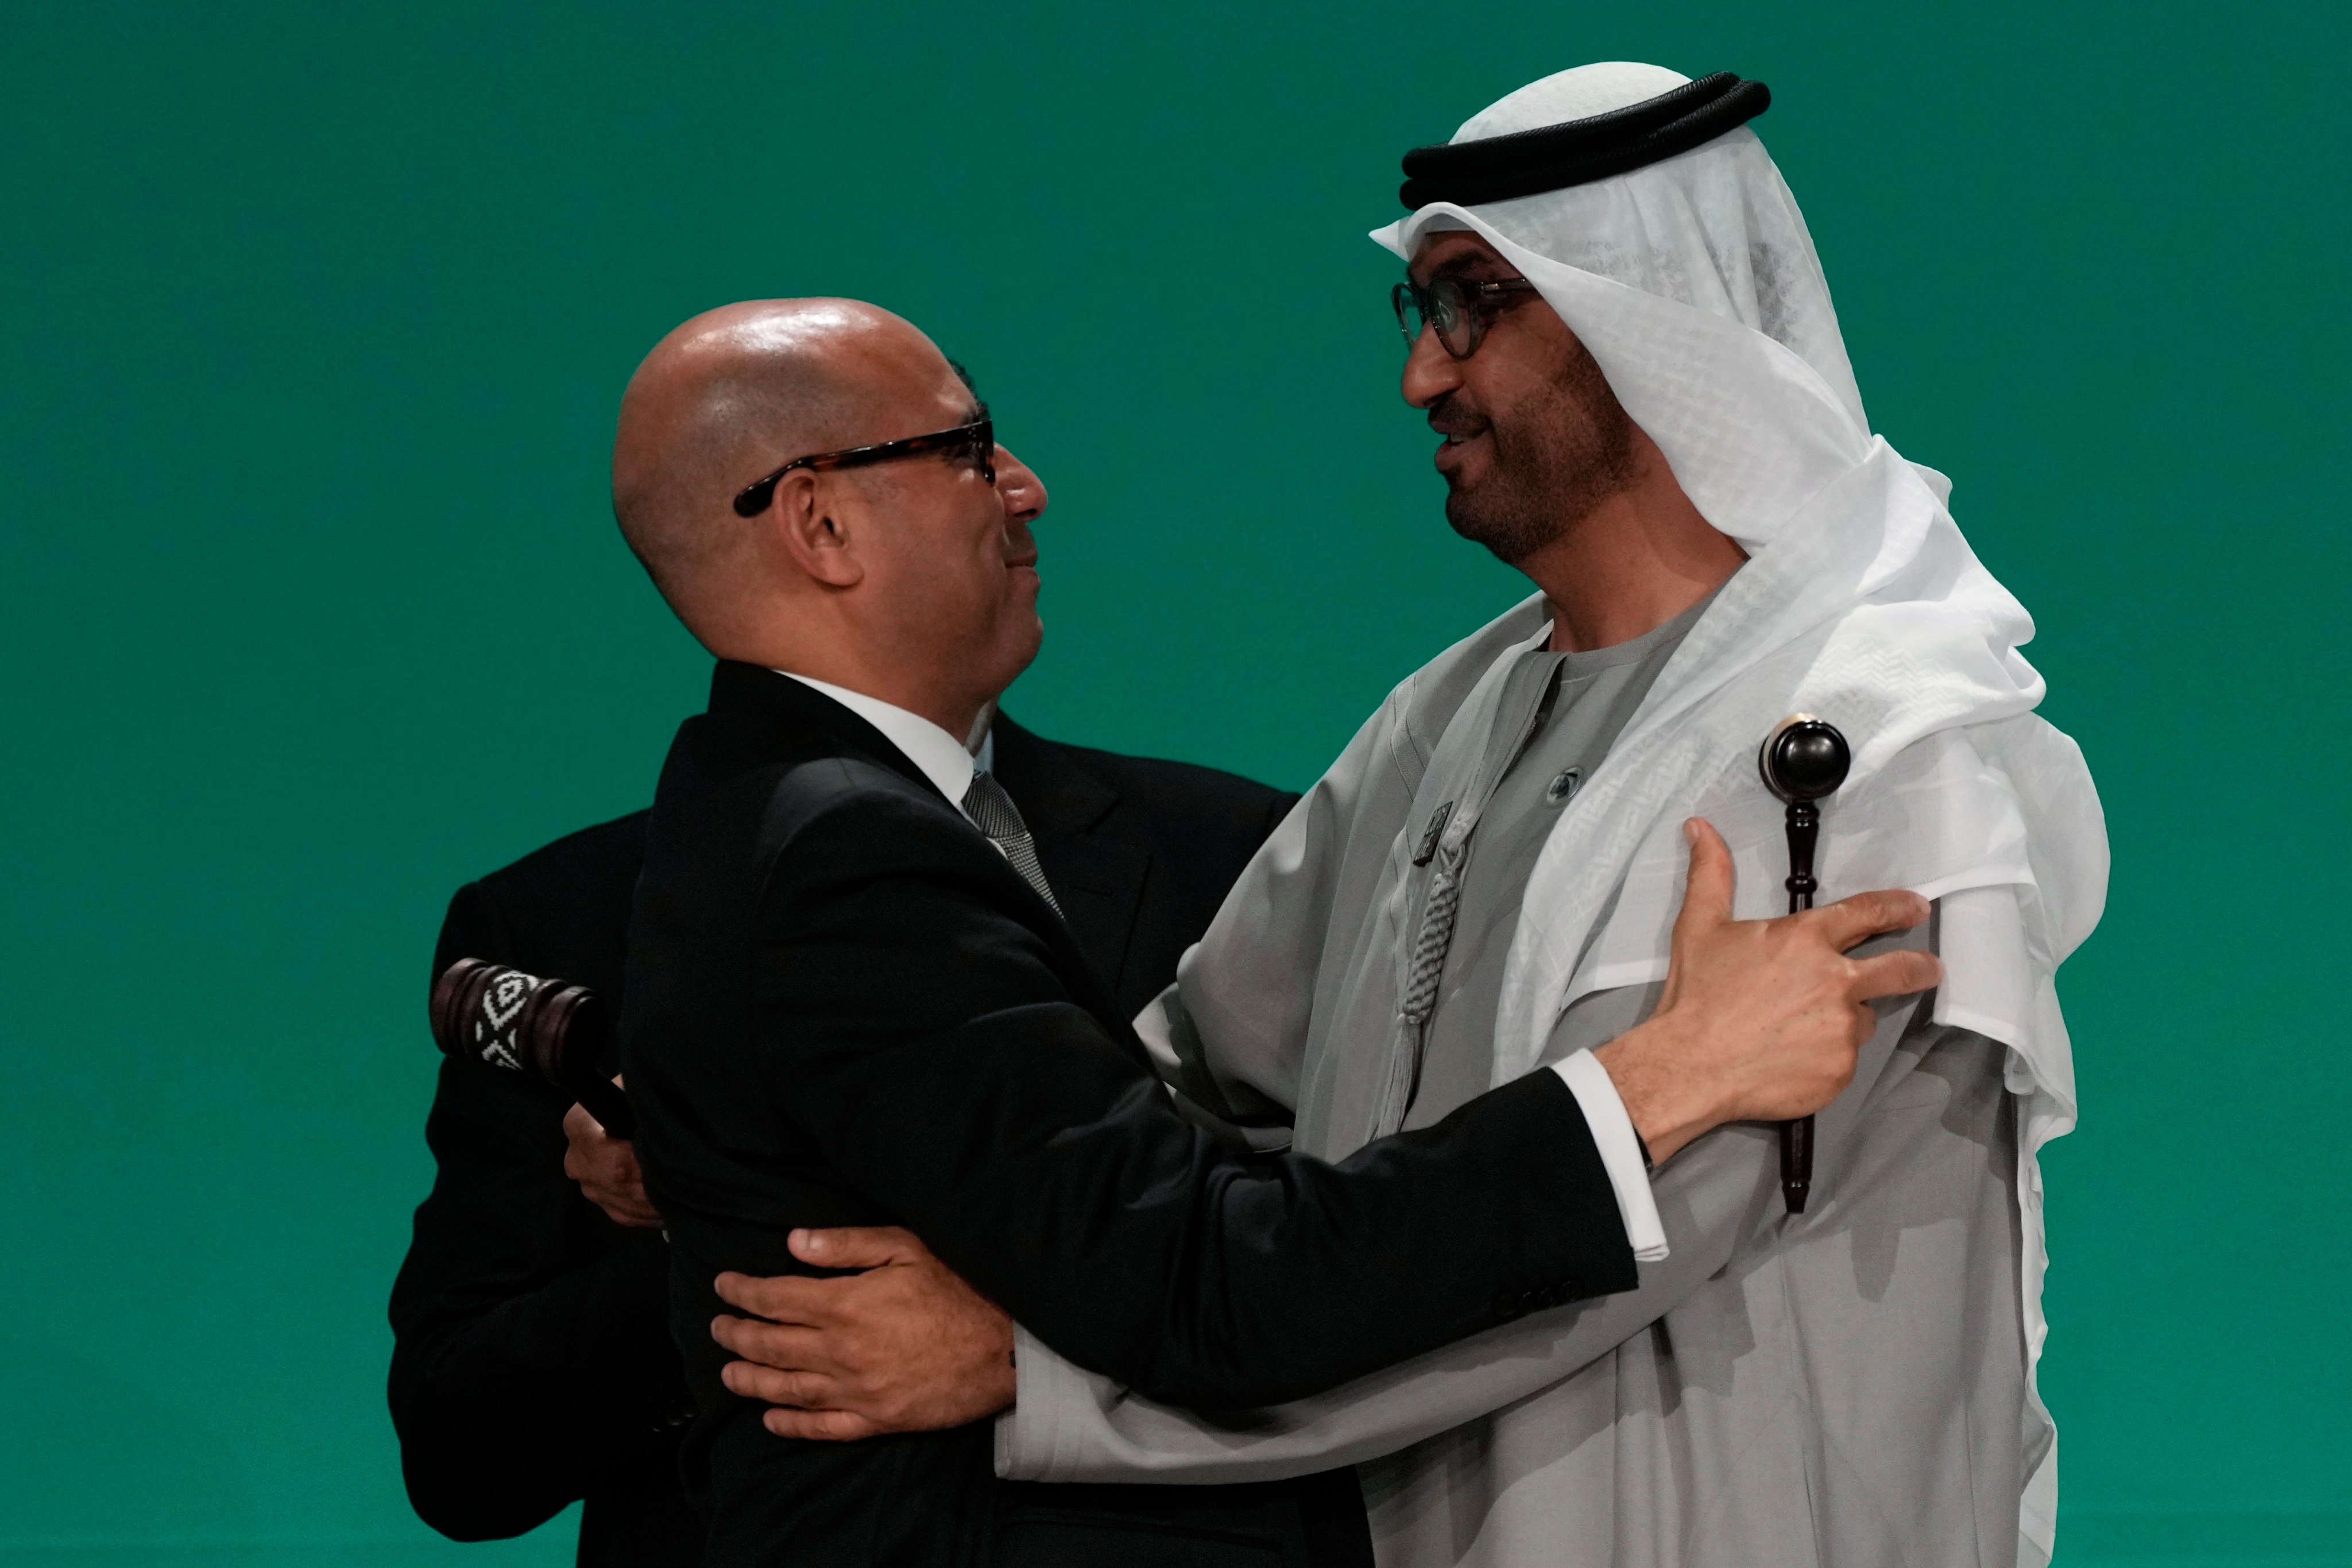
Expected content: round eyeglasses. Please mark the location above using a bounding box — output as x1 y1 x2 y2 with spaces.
1391 276 1539 359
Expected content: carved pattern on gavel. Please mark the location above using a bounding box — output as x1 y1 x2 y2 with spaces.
1756 714 1851 1215
428 957 635 1137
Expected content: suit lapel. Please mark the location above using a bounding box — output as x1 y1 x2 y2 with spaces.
990 715 1150 1002
705 671 1150 1056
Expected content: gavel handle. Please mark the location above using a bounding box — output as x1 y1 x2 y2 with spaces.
571 1074 637 1140
1780 1116 1814 1213
1781 864 1817 1214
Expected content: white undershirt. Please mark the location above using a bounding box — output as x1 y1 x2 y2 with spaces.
773 669 1661 1259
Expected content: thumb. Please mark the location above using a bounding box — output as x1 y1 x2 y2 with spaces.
1672 818 1735 943
790 1225 925 1272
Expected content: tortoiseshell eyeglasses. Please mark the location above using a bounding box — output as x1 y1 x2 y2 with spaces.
733 416 996 518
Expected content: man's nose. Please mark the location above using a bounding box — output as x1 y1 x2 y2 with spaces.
995 446 1048 523
1399 323 1463 411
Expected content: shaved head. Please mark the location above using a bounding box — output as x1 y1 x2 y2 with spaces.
612 299 953 646
608 297 1048 742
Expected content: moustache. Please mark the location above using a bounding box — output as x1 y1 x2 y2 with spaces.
1425 392 1490 443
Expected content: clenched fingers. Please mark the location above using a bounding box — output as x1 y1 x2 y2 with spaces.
600 1197 662 1228
560 1106 661 1226
721 1358 844 1408
1847 947 1943 1002
710 1312 837 1372
763 1406 884 1442
714 1270 852 1326
1806 888 1931 952
576 1177 660 1228
789 1225 927 1271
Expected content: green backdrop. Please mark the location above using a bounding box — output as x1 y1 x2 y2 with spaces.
3 3 2344 1564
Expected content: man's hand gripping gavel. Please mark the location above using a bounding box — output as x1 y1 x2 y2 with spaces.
715 818 1940 1441
428 957 660 1228
562 1099 662 1229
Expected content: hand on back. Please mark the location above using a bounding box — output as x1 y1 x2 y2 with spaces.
711 1226 1014 1441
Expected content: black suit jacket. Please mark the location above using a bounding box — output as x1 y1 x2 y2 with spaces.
388 712 1300 1566
625 663 1639 1568
390 811 703 1566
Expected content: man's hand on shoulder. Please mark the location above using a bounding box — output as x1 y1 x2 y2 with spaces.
1596 819 1942 1164
562 1082 662 1229
711 1226 1014 1441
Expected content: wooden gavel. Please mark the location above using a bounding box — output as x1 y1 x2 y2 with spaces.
428 958 635 1137
1757 714 1851 1215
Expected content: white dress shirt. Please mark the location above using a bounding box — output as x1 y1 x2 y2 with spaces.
1549 1050 1666 1260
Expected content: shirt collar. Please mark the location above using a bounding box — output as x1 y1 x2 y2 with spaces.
772 671 978 815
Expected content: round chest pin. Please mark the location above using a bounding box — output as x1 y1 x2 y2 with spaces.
1545 766 1583 805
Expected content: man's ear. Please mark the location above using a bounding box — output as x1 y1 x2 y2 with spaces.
766 471 863 589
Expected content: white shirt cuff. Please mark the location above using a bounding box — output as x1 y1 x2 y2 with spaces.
1550 1049 1669 1263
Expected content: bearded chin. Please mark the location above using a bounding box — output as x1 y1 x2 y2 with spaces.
1443 478 1557 567
1443 392 1641 568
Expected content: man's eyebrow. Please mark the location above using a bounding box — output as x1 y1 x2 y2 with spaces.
1419 247 1515 283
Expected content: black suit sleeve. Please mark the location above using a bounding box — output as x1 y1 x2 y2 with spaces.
755 794 1637 1412
387 884 683 1541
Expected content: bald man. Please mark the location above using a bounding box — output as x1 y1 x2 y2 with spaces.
610 299 1925 1568
389 344 1303 1566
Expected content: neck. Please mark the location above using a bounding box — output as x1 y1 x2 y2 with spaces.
1517 428 1746 653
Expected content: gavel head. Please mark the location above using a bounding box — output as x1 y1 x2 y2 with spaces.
1758 714 1851 804
430 958 539 1073
428 957 614 1099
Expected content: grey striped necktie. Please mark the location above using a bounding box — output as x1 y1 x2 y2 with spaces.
961 771 1063 916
